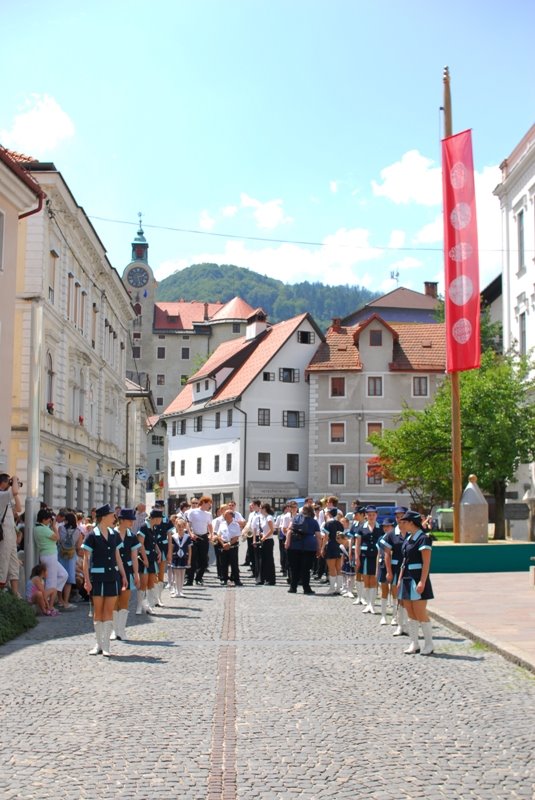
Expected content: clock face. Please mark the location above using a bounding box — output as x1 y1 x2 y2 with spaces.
127 267 149 288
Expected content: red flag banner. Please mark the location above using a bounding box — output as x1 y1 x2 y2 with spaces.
442 129 481 373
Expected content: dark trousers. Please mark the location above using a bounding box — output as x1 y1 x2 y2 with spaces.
287 549 315 593
245 538 255 569
260 538 276 585
253 538 263 583
278 537 288 576
186 535 209 583
214 543 223 580
221 545 240 584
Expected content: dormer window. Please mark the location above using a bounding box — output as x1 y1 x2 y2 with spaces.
370 330 382 346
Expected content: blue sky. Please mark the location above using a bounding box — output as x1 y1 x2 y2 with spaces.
1 0 534 294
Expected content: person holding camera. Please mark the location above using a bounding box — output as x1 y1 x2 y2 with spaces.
0 474 23 597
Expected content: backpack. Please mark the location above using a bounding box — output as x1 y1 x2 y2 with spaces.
291 513 307 540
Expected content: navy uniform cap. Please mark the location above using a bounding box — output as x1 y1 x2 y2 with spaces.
356 506 367 514
96 503 114 517
150 508 164 519
382 517 395 526
118 508 136 521
394 506 408 514
400 510 422 524
365 505 377 513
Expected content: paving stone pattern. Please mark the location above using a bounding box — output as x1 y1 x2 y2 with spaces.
1 563 535 799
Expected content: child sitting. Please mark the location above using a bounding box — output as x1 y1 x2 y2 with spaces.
26 564 59 616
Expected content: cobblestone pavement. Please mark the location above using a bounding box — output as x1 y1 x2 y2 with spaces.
1 561 535 800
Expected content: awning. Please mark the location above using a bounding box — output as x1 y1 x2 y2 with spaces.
247 481 300 498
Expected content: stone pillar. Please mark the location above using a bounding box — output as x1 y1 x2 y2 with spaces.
459 474 488 543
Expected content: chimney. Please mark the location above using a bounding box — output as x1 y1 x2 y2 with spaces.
203 302 209 320
424 281 438 299
331 317 342 332
245 311 268 341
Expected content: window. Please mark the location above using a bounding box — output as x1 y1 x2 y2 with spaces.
214 455 220 472
263 372 275 381
258 452 271 470
367 376 383 397
171 421 177 436
258 408 270 426
180 419 186 435
227 409 233 427
330 422 345 443
181 347 190 359
157 374 165 385
370 330 382 346
367 422 383 439
194 416 203 432
519 312 527 356
151 435 164 446
180 460 185 476
156 397 163 407
367 462 383 485
181 374 188 386
196 457 202 474
48 249 58 303
330 377 345 397
157 347 165 359
195 382 200 393
330 465 345 485
182 335 190 340
226 454 232 471
46 352 54 405
232 323 241 333
297 330 315 344
132 346 141 359
133 332 141 340
158 334 166 340
155 458 160 471
287 454 299 471
279 367 300 382
283 410 305 428
215 411 221 429
413 376 428 397
204 380 209 390
517 209 525 272
170 461 175 477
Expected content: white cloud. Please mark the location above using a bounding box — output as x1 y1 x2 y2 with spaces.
388 255 423 271
240 193 293 229
156 226 382 286
198 210 215 230
413 214 443 244
372 149 442 206
0 94 75 156
329 180 338 193
221 205 238 217
388 229 406 248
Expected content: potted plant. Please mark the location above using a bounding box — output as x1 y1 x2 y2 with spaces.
46 402 54 415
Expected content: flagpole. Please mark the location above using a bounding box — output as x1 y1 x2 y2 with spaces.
443 66 462 545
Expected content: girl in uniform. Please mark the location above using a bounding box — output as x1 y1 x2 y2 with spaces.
111 508 141 642
152 510 174 607
377 517 395 624
322 508 344 595
171 518 192 597
355 506 383 614
136 509 162 615
397 510 434 655
82 504 127 656
350 507 367 606
340 518 357 598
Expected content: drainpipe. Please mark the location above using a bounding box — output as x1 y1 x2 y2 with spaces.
19 193 44 220
24 297 43 584
233 401 247 516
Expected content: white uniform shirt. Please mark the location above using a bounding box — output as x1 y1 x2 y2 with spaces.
187 508 212 536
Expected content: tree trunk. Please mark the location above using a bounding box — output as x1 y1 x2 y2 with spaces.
493 479 507 540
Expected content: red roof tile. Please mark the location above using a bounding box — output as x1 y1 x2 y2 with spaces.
210 296 256 321
162 314 318 416
153 301 224 331
307 325 363 372
367 287 438 310
0 146 44 199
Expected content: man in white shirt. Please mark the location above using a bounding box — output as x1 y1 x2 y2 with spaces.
185 496 213 585
216 508 243 586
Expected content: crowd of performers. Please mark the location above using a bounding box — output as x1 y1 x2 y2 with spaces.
77 496 434 658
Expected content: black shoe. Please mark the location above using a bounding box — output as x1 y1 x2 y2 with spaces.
185 582 193 586
303 589 315 595
240 562 249 567
287 588 297 593
195 579 204 586
234 582 244 587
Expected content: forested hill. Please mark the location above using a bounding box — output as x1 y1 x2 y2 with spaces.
156 263 378 332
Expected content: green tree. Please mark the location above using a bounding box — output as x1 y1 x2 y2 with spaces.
370 351 535 539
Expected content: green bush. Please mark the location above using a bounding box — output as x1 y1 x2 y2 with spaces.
0 590 37 645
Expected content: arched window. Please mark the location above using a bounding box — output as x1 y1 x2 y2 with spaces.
43 470 53 507
65 473 74 507
46 352 54 404
76 476 84 510
87 479 94 511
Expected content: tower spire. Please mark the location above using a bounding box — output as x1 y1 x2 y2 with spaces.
131 211 148 263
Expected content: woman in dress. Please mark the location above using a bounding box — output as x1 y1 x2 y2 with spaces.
322 508 344 595
355 506 384 614
82 504 127 657
397 510 434 655
136 509 162 614
171 518 192 597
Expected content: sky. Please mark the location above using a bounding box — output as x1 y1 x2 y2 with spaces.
1 0 534 295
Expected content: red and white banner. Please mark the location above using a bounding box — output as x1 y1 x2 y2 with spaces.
442 129 481 373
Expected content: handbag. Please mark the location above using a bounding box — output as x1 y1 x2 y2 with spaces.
0 503 9 543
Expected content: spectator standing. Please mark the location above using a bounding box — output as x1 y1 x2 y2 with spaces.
34 508 69 609
185 496 213 586
285 504 321 595
57 511 83 608
0 474 23 597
